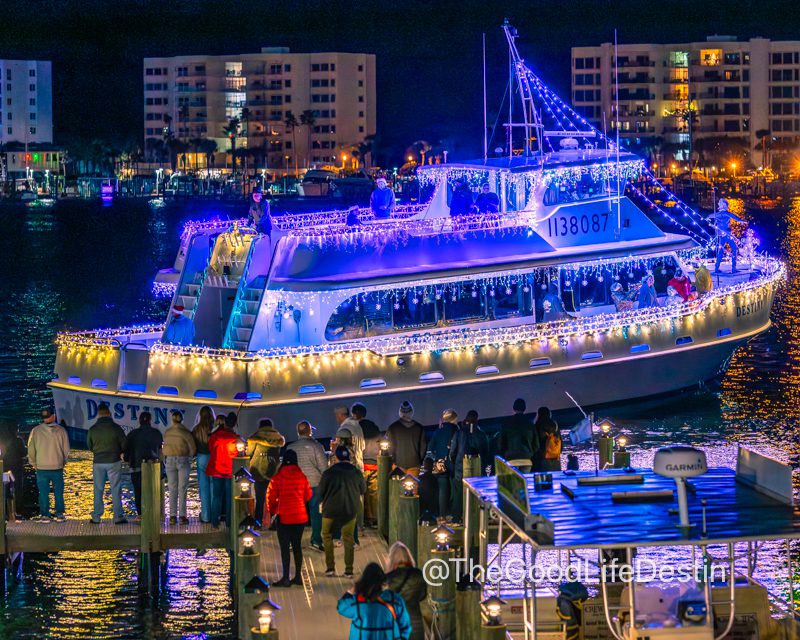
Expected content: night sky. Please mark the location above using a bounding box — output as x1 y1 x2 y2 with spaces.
3 0 800 163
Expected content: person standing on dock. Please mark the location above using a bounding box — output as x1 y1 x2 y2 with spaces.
246 418 286 528
206 412 241 528
28 408 70 522
352 403 382 528
498 398 538 473
448 410 489 521
162 410 197 525
385 542 426 640
319 446 366 578
370 177 396 219
337 562 412 640
123 411 162 516
286 420 328 551
385 401 426 477
87 403 127 525
425 409 459 521
191 406 215 523
533 406 562 473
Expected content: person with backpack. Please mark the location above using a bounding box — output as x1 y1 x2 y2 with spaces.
246 418 286 528
385 542 426 640
337 562 412 640
533 406 562 472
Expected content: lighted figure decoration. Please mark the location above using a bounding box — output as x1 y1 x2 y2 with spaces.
740 229 760 267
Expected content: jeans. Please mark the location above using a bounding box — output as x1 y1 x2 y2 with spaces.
209 476 231 526
307 487 323 546
277 522 304 579
92 461 124 521
322 516 356 574
165 456 191 519
130 470 142 514
36 469 65 517
196 453 211 522
434 474 451 519
716 232 738 271
254 479 269 526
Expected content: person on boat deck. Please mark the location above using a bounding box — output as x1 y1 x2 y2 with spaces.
248 185 272 236
694 262 713 295
542 282 569 322
449 177 474 216
370 177 396 219
707 197 745 273
636 274 660 309
664 285 683 307
667 267 693 301
345 206 363 226
475 183 500 214
337 562 412 640
610 282 634 312
163 304 194 346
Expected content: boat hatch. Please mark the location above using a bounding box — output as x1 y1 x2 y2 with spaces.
193 389 217 399
298 383 326 395
475 365 500 376
630 344 651 354
581 351 603 361
91 378 108 389
359 378 387 389
419 371 445 383
68 376 81 384
529 357 552 368
157 385 179 396
675 336 694 346
717 327 732 338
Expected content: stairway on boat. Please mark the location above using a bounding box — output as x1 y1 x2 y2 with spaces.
226 275 267 351
175 272 204 319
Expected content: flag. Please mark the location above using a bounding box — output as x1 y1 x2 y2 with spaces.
569 416 593 445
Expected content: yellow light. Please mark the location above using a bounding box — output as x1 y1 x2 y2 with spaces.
236 441 246 455
407 155 413 162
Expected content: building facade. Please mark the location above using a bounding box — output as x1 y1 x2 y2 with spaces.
143 48 376 174
0 60 53 145
571 37 800 164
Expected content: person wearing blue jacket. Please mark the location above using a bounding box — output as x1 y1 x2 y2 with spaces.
337 562 412 640
425 409 459 520
448 410 490 521
163 305 195 345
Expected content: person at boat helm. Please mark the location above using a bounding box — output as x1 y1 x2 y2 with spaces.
475 183 500 214
449 177 475 217
248 185 273 236
707 197 746 274
163 304 195 346
370 176 396 219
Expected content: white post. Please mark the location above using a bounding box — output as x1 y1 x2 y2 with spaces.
675 478 690 529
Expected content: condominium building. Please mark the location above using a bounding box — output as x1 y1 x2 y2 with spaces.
571 37 800 160
143 48 376 173
0 59 53 145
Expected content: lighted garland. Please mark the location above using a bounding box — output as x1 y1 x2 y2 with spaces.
152 280 178 298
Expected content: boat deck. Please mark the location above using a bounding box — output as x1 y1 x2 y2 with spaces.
465 466 800 550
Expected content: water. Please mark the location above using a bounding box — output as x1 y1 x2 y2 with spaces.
0 196 799 637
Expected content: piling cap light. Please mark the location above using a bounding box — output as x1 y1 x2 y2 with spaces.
236 440 246 455
240 527 261 554
379 438 390 454
239 480 253 497
401 473 419 496
432 524 454 550
254 597 281 633
616 435 628 450
598 419 615 435
481 595 506 625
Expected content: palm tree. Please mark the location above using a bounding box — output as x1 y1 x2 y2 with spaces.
755 129 770 169
300 109 317 168
189 137 204 173
284 111 299 175
166 138 188 173
178 104 190 142
162 114 174 143
222 117 240 173
198 138 217 190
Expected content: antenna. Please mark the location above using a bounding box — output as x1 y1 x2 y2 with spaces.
614 29 622 236
483 33 488 163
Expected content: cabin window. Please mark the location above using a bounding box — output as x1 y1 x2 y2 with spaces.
360 378 387 389
442 286 488 324
91 379 108 389
581 351 603 361
419 371 444 383
630 344 650 353
193 389 217 399
299 383 326 395
393 292 437 330
487 282 531 320
529 357 552 368
675 336 693 346
475 365 499 375
716 328 732 338
121 383 146 392
67 376 81 384
234 391 262 400
542 171 614 205
325 292 395 341
157 385 179 395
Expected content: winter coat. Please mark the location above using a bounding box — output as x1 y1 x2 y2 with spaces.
286 435 328 487
162 423 197 458
386 567 427 640
318 462 366 521
192 423 212 456
123 424 163 471
543 283 568 322
370 186 396 218
498 413 538 463
360 418 382 467
425 422 458 472
267 464 312 525
418 471 439 518
163 314 195 346
475 191 500 214
337 590 412 640
667 275 692 301
246 425 286 483
87 417 126 464
695 265 713 294
27 422 70 471
448 425 490 479
206 429 240 478
386 418 426 471
637 281 659 309
449 184 474 216
335 418 365 471
534 417 562 472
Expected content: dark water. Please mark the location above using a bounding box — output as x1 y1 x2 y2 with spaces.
0 196 799 637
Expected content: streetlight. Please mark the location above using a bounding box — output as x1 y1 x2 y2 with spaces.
731 162 737 178
341 153 347 171
407 155 414 164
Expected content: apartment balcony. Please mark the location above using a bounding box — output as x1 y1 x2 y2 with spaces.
663 92 689 101
616 76 655 84
617 91 655 101
616 60 656 68
224 77 247 91
691 73 722 83
701 108 723 116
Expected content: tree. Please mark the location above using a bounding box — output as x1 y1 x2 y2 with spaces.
284 111 299 175
166 138 188 173
222 117 240 173
178 104 190 142
189 137 204 173
755 129 770 169
300 109 317 167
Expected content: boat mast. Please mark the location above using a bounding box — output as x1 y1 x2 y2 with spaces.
502 20 543 159
483 32 488 163
614 29 622 236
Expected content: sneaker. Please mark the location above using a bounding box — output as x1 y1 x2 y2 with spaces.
169 516 177 525
89 518 101 524
353 543 360 550
180 517 189 525
32 515 51 523
273 577 292 588
309 543 324 553
291 575 303 586
114 518 128 525
53 513 66 521
324 569 337 577
343 571 354 579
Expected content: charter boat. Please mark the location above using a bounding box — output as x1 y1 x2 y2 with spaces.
49 26 783 441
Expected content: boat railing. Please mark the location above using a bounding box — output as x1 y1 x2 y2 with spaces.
221 238 259 349
55 324 165 350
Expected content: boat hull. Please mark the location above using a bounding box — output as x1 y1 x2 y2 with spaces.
50 330 753 443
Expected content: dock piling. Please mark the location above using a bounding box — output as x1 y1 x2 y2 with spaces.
397 492 419 559
388 475 402 545
455 576 482 640
377 451 392 541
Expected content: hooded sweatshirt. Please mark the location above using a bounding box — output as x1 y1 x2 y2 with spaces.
246 424 286 483
386 417 426 470
163 422 197 458
28 422 70 471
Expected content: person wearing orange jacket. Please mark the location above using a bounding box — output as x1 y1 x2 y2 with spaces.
206 412 241 528
267 449 312 587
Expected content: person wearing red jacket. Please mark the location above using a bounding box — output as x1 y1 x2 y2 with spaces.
206 412 241 528
667 267 693 302
267 449 312 587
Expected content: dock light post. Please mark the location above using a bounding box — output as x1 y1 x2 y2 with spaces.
456 574 482 640
236 527 263 638
614 435 631 469
377 440 392 541
240 528 260 555
388 471 404 545
252 596 281 639
430 524 457 639
398 474 420 558
417 511 437 569
480 596 508 639
597 419 615 469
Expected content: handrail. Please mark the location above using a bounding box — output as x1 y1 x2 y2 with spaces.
222 236 259 349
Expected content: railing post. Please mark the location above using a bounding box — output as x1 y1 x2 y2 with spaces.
397 492 419 560
429 544 457 640
462 455 481 553
388 475 402 546
236 543 261 640
456 576 482 640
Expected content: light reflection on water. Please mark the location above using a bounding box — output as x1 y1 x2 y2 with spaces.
0 197 799 635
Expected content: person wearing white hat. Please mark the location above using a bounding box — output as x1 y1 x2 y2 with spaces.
370 176 395 219
163 304 195 346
